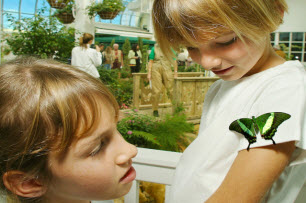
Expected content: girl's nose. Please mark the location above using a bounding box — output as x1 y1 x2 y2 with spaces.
199 52 222 70
115 135 138 165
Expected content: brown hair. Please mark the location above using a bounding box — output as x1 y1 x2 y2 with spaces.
152 0 288 59
79 33 94 49
0 57 119 202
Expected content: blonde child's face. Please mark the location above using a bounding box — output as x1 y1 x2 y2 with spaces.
187 32 272 81
45 103 138 202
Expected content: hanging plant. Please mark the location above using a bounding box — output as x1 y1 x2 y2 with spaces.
86 0 125 20
47 0 71 9
54 2 75 24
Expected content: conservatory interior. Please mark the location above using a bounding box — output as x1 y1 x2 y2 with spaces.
0 0 306 203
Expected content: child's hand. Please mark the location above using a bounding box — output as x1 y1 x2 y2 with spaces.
147 72 151 80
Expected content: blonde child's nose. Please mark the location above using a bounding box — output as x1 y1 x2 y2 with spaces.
200 53 222 70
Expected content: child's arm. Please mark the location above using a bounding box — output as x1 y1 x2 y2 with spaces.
205 141 296 203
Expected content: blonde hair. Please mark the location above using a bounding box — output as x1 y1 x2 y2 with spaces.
80 33 94 49
105 46 112 54
152 0 288 59
0 57 119 202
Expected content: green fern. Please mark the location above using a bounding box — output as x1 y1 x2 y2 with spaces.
118 110 194 152
151 114 194 152
131 131 160 145
123 130 160 149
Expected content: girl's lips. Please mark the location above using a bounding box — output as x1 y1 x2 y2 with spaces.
120 166 136 184
212 66 234 75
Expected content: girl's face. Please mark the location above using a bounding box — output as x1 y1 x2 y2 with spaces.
45 103 138 202
187 32 275 81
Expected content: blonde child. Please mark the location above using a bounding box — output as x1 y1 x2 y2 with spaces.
152 0 306 202
0 57 137 203
103 46 113 70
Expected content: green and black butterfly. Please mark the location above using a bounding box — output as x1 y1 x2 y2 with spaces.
229 112 291 150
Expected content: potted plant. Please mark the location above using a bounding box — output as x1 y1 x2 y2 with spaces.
54 2 75 24
87 0 125 20
47 0 71 9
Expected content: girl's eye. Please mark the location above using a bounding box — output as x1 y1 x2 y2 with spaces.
216 37 237 46
90 140 106 156
187 47 198 51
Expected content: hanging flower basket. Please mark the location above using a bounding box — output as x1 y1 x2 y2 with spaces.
56 13 75 24
47 0 69 9
97 10 120 20
87 0 125 20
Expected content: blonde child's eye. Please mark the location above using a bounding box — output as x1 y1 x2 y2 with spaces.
90 140 106 156
216 37 237 46
187 47 198 52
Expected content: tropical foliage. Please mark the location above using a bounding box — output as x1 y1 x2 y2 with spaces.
138 38 150 72
118 109 195 152
122 38 131 70
5 8 75 62
98 67 133 108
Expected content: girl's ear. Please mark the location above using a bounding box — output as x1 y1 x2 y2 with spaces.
3 171 47 198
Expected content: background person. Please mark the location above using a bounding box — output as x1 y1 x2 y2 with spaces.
153 0 306 202
128 44 142 73
0 57 137 203
147 43 178 117
71 33 102 78
111 44 124 69
103 46 114 70
99 43 105 53
99 43 106 65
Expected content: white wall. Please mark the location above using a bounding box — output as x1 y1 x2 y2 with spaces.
277 0 306 32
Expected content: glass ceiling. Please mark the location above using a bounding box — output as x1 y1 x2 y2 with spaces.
1 0 145 30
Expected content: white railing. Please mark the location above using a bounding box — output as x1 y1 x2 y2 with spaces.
124 147 182 203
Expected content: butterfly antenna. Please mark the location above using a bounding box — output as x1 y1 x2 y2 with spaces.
271 138 276 145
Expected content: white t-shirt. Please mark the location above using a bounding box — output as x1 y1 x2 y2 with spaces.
169 61 306 203
71 45 102 78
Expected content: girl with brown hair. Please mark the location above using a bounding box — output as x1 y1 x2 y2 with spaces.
0 57 137 203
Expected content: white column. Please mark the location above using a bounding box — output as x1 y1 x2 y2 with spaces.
74 0 96 43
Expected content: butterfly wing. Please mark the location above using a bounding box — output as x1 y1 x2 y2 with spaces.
229 118 256 150
255 112 291 144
